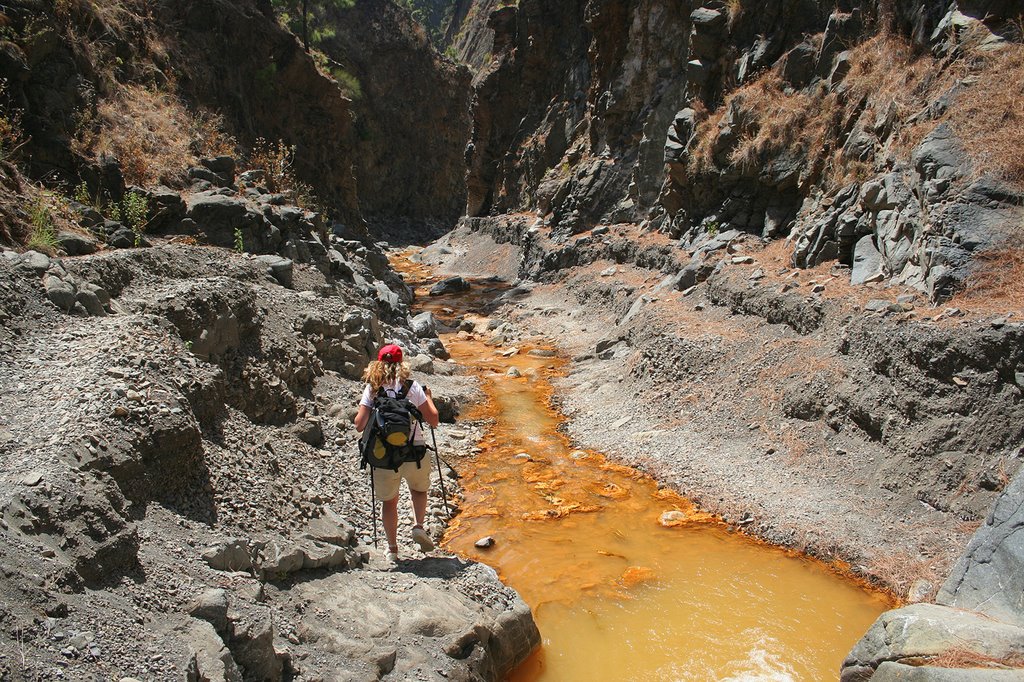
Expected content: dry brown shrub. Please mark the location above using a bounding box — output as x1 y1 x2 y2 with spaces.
947 44 1024 186
80 84 234 186
948 245 1024 315
690 34 946 186
865 550 941 598
927 648 1024 669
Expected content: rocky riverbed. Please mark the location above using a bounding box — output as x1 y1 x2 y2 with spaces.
416 216 1024 677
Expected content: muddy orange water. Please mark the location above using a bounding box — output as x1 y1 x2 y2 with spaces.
397 255 894 681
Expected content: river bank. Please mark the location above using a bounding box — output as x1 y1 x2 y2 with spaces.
414 218 1022 601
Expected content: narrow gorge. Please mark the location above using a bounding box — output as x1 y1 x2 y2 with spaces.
0 0 1022 680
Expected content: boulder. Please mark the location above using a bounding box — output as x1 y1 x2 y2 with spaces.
870 662 1024 681
840 603 1024 682
781 42 818 89
56 230 98 256
411 312 438 338
44 275 76 311
290 418 323 446
186 619 242 682
186 192 264 249
408 353 434 374
429 277 471 296
201 539 253 572
302 508 355 547
851 235 884 285
188 589 230 634
201 156 236 177
936 467 1024 627
17 250 50 274
255 255 293 288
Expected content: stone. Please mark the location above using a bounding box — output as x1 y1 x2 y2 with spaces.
475 536 495 549
188 589 230 634
303 507 355 547
201 156 236 177
186 619 242 682
411 312 438 339
869 662 1024 681
44 275 76 312
21 471 43 486
526 349 556 358
408 354 434 374
781 42 818 89
828 50 853 90
864 300 891 313
18 251 50 274
291 418 323 446
506 367 521 378
255 255 293 288
201 539 253 572
108 227 145 249
76 289 106 316
618 294 653 326
841 603 1024 682
57 231 98 256
429 277 471 296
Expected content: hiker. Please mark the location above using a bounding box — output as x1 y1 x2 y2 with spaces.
354 344 440 562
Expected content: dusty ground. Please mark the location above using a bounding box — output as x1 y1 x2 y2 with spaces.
419 220 1024 599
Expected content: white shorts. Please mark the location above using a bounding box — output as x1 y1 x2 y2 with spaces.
372 460 432 501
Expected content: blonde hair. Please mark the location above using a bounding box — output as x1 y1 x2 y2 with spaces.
362 359 411 391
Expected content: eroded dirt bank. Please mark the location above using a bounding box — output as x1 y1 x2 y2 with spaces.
419 217 1023 600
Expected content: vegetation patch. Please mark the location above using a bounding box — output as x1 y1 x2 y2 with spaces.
76 83 233 187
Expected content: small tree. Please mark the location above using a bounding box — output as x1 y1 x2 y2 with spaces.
271 0 354 51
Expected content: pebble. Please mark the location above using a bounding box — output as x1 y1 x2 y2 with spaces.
514 453 532 461
506 367 521 378
474 536 495 548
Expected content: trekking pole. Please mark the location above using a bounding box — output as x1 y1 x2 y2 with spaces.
369 468 378 548
430 426 452 519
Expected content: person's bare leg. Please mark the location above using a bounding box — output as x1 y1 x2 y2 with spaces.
381 496 399 553
410 489 428 528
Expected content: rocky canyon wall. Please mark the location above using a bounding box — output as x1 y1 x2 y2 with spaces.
452 0 1024 300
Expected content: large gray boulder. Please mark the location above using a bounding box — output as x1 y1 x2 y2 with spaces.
936 467 1024 627
841 603 1024 682
851 235 884 285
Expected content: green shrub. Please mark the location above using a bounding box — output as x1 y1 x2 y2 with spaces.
331 67 362 100
234 226 244 253
27 195 59 253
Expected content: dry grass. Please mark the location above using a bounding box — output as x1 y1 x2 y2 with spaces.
927 648 1024 669
689 34 948 188
78 83 234 186
948 245 1024 316
946 41 1024 186
865 550 942 598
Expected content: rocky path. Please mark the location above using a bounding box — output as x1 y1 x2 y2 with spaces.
0 241 540 680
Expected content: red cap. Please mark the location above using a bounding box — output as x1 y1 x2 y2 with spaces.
377 344 403 363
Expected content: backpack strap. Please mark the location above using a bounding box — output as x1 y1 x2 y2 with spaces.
398 379 414 399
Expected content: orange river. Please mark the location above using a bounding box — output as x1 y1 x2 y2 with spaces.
396 254 894 681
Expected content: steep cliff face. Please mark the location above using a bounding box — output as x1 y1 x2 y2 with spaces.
0 0 364 227
453 0 1023 299
316 0 472 231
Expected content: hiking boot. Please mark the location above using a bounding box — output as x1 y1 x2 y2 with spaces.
412 526 434 553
